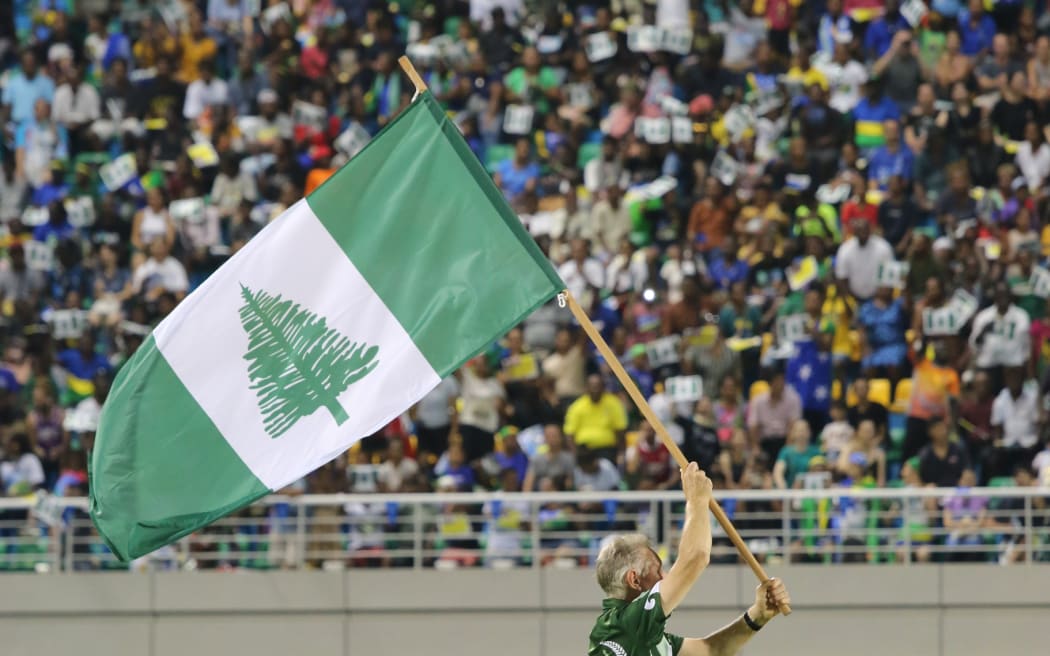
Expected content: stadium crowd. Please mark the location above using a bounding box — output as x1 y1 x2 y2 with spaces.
1 0 1050 568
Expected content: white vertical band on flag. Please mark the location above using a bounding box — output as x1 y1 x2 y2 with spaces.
152 200 440 490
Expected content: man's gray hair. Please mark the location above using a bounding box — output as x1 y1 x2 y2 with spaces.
595 533 654 599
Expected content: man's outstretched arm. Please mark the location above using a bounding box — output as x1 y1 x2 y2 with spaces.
678 579 791 656
657 463 713 614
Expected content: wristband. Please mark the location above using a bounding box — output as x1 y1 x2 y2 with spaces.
743 610 763 632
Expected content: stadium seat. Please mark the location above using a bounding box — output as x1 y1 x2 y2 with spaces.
892 379 913 413
749 380 769 400
868 379 891 408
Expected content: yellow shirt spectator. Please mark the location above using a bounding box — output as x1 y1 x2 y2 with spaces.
564 382 628 450
179 32 218 84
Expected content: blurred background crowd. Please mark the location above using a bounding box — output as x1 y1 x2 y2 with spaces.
1 0 1050 569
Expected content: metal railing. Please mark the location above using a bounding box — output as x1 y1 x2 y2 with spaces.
0 487 1048 572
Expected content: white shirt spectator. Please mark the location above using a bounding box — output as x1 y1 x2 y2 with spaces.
377 457 420 492
52 81 100 127
132 256 189 295
991 385 1040 449
834 234 894 300
818 59 868 113
1015 141 1050 192
1 453 45 491
470 0 523 28
415 376 460 430
574 457 622 491
183 77 230 120
969 303 1031 368
1032 447 1050 486
557 257 605 300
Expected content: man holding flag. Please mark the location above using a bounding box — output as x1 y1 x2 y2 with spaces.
590 463 790 656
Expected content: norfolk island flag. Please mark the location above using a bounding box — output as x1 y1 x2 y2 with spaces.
90 91 564 560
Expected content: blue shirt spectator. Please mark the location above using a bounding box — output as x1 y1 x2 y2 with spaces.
868 143 915 189
2 54 55 124
708 250 750 290
495 141 541 199
957 6 997 56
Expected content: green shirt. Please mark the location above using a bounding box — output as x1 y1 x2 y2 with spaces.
776 444 822 488
589 584 685 656
504 66 560 114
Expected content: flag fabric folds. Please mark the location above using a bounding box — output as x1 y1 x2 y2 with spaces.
90 91 564 560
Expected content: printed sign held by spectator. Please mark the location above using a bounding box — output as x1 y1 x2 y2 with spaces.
877 261 910 290
502 353 540 382
536 34 564 54
788 257 819 291
1029 266 1050 298
660 28 693 55
25 240 54 272
671 117 694 144
169 198 206 224
292 100 327 133
646 335 681 368
503 104 535 135
99 153 138 191
710 151 739 186
777 314 810 344
334 122 372 158
64 197 95 228
723 105 756 143
187 142 219 169
665 375 702 403
635 117 671 144
21 206 50 227
50 309 88 340
901 0 929 27
585 32 617 62
923 306 958 336
947 289 979 325
627 25 662 53
565 83 594 109
260 2 292 34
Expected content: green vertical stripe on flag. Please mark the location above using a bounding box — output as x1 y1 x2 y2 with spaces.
307 91 563 375
90 336 269 561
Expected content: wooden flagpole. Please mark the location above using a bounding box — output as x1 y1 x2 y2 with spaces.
399 54 789 615
562 291 791 616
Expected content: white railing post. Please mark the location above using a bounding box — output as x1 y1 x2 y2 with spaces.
413 502 424 570
1024 496 1033 565
781 494 791 564
296 498 307 570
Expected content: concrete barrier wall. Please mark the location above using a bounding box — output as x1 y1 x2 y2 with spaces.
1 565 1047 656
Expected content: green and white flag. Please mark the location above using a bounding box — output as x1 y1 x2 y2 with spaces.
90 92 564 560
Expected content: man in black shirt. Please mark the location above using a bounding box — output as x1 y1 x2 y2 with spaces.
918 418 971 487
847 377 889 442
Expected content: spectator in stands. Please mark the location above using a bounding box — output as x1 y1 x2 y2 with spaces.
1 433 45 496
773 419 821 490
564 374 627 464
970 282 1031 383
748 368 803 465
377 438 419 493
523 424 574 492
988 368 1041 480
835 219 894 303
918 418 970 487
2 51 54 128
456 356 506 464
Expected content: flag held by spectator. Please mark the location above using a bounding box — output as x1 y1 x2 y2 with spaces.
89 91 564 561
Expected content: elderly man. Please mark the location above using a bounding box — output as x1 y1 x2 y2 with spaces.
589 463 790 656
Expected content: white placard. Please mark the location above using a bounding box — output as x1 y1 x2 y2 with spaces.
99 153 138 191
106 98 124 121
334 121 371 158
901 0 929 27
406 41 440 66
169 197 206 224
585 32 617 62
672 116 694 144
33 491 64 528
627 25 662 53
128 68 156 84
876 260 909 290
261 2 291 33
503 104 535 135
816 183 851 205
665 375 703 403
710 151 739 186
723 105 755 142
64 196 95 228
565 83 594 109
1029 266 1050 298
21 206 50 227
25 240 54 272
635 117 671 144
49 309 88 340
646 335 681 368
947 289 979 325
922 306 958 336
661 27 693 54
659 95 689 116
776 314 811 344
292 99 327 133
536 34 563 54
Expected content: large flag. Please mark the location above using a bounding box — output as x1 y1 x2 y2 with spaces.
90 91 564 560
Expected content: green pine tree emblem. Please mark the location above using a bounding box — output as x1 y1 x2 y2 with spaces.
238 284 379 439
